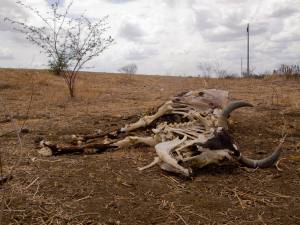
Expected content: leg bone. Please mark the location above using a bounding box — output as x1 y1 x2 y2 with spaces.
113 136 158 148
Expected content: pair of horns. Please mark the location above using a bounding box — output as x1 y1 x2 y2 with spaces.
221 100 285 168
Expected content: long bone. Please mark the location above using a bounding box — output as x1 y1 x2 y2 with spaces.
112 136 158 148
120 101 173 132
138 157 161 171
120 98 211 133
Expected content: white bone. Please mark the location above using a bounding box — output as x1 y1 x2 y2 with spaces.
138 157 161 171
121 101 173 132
182 149 232 168
113 136 157 148
154 136 190 176
159 162 192 175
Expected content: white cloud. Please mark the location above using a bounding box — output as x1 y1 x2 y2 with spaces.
0 0 299 75
0 48 14 60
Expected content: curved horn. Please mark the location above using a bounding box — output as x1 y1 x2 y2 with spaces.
222 100 253 118
218 100 253 129
238 136 286 168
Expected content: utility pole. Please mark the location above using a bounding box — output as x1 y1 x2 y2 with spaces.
240 58 243 76
247 23 250 76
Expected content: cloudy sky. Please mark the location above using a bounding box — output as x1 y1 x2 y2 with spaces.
0 0 299 76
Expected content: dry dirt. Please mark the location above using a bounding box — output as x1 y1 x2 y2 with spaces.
0 69 300 225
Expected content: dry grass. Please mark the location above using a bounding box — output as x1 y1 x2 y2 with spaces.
0 68 300 225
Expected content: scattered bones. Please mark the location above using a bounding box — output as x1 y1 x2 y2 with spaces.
39 89 285 176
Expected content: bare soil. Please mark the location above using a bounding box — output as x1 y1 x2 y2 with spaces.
0 69 300 225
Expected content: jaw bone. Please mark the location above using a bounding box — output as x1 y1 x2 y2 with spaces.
182 149 233 169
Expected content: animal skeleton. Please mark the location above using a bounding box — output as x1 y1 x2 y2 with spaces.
39 89 285 176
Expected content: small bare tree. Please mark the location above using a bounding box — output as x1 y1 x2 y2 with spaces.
275 64 300 75
197 62 213 77
118 63 138 75
242 66 256 77
5 0 114 97
198 61 230 77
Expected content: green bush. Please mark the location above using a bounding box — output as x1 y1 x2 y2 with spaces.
48 54 68 76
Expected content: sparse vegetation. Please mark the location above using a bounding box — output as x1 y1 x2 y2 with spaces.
118 63 138 75
0 69 300 224
48 53 68 76
198 62 214 77
241 66 256 77
5 0 114 97
198 61 237 78
273 64 300 79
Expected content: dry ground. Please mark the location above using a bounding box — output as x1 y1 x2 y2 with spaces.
0 69 299 225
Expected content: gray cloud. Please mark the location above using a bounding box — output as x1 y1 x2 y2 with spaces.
0 0 28 19
0 0 29 32
0 0 299 76
200 22 268 43
106 0 136 4
119 21 146 41
272 32 300 42
194 10 216 30
46 0 65 6
164 0 176 7
126 47 158 60
0 20 13 32
271 7 298 18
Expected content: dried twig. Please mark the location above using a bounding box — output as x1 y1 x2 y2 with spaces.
74 191 93 202
275 157 287 171
0 73 35 224
264 190 292 199
25 177 39 190
173 211 189 225
0 73 34 138
70 212 100 220
1 101 24 177
234 187 246 209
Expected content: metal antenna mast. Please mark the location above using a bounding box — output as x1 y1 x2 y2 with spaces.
247 23 250 76
240 58 243 76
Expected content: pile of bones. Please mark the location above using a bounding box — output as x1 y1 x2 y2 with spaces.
39 89 285 176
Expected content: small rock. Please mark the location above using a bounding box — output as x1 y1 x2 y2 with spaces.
93 121 100 125
21 128 30 134
38 147 53 157
95 129 103 134
34 135 44 144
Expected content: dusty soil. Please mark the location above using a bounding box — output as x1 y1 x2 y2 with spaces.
0 69 299 225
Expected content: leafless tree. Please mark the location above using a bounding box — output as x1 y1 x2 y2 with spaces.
275 64 300 76
5 0 114 97
213 62 229 77
242 66 256 77
118 63 138 75
198 61 231 78
198 62 213 77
